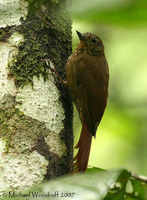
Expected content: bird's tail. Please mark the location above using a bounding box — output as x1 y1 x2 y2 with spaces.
72 122 92 172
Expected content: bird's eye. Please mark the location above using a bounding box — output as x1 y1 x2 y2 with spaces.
91 38 97 43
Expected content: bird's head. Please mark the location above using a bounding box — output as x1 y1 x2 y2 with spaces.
76 30 104 56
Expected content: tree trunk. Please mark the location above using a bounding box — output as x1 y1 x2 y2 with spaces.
0 0 73 193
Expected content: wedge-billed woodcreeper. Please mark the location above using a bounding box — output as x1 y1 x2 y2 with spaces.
48 31 109 172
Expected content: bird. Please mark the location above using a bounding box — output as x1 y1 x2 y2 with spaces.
47 30 109 172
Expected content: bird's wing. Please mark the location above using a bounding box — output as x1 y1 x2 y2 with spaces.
75 55 109 136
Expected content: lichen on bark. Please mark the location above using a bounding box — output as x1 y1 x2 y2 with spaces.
8 0 72 88
0 0 73 191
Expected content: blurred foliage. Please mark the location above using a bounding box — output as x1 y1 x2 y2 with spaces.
1 168 147 200
72 0 147 26
72 0 147 176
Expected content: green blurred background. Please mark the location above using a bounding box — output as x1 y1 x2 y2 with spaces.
71 0 147 176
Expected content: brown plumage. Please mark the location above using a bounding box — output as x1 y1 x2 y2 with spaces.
66 31 109 172
47 31 109 172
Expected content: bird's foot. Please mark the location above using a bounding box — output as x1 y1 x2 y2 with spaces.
41 59 67 86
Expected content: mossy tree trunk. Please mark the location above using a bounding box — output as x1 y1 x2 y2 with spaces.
0 0 73 193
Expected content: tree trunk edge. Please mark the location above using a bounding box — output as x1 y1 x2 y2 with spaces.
0 0 73 192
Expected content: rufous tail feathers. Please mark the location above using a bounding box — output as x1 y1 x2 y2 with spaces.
72 122 92 172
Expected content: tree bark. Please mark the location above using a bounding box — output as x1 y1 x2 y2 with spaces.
0 0 73 193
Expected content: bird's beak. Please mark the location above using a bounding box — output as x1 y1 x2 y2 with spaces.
76 30 85 41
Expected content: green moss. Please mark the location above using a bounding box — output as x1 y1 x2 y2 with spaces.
0 106 25 151
8 39 48 87
8 0 72 87
0 26 15 42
